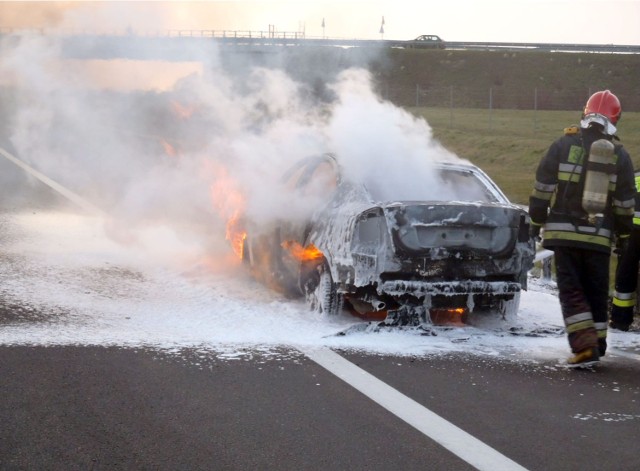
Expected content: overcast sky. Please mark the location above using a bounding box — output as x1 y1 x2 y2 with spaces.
1 1 639 45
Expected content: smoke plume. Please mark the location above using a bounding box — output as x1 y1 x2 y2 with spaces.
0 10 463 268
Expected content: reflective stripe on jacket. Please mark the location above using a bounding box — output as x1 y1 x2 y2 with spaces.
632 172 640 227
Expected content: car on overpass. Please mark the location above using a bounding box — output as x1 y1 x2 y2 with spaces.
407 35 446 49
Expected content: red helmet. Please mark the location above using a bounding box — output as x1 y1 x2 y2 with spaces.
581 90 621 135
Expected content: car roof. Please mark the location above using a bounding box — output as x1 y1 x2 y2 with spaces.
283 154 510 205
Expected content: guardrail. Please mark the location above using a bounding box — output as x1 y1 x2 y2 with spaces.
441 41 640 54
534 247 554 281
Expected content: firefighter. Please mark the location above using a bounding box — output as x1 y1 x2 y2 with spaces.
610 170 640 331
529 90 635 367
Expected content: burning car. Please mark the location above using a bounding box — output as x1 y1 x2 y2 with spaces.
239 153 535 326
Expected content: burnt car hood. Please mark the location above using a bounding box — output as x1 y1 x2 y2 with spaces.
383 201 526 258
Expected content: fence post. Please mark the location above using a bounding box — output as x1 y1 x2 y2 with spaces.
416 84 420 107
489 87 493 131
534 87 538 134
449 86 453 128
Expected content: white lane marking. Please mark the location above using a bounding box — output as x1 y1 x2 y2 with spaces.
300 346 529 471
0 146 105 215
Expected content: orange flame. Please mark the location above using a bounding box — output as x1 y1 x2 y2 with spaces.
282 240 324 261
160 139 179 158
208 162 247 259
171 100 196 120
430 308 467 326
226 213 247 259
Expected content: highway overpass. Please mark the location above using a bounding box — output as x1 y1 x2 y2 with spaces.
1 29 638 62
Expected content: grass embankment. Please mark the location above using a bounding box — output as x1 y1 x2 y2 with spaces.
408 107 640 205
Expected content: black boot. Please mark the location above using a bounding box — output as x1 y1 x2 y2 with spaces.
598 338 607 357
609 320 630 331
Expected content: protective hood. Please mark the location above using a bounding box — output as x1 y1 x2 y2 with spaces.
580 113 617 136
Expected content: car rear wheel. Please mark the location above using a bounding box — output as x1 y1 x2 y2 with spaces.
304 263 343 315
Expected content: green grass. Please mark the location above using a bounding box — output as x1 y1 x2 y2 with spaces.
408 107 640 205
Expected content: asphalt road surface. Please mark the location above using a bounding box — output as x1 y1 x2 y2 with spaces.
2 340 640 470
0 203 639 471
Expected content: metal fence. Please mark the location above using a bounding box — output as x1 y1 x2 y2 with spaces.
379 84 640 113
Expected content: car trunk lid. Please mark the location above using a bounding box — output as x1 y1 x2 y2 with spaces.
384 202 523 258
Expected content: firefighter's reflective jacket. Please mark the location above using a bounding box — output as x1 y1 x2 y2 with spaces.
529 126 635 253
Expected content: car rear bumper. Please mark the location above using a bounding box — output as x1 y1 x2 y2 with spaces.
378 279 522 298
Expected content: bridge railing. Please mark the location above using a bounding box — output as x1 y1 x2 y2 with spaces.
165 29 306 39
0 27 306 39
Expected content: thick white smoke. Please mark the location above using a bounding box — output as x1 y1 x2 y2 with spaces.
0 23 464 269
327 68 460 201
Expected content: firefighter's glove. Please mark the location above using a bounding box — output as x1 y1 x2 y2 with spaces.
614 235 630 255
529 224 542 242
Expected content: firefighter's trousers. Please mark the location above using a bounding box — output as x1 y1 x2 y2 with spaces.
553 247 609 353
611 228 640 328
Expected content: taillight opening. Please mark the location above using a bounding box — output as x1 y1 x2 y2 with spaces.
429 308 468 326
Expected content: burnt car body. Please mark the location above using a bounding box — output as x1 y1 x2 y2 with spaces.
241 154 535 326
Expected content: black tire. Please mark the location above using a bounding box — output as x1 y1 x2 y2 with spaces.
304 263 343 315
